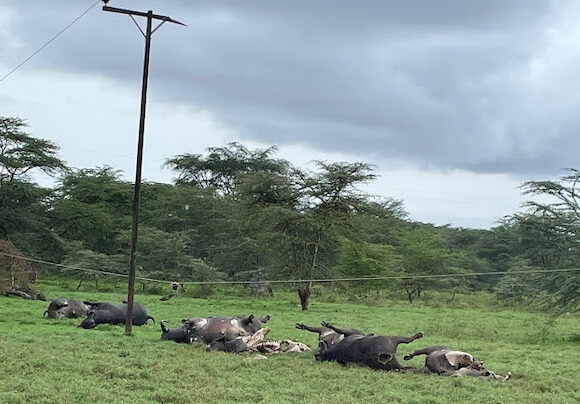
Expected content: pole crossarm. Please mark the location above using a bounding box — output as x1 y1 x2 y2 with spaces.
103 5 186 26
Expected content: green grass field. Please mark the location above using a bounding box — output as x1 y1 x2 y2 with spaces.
0 285 578 403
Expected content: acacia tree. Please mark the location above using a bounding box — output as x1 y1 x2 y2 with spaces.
0 117 66 260
493 170 580 313
0 117 66 186
49 167 131 255
521 168 580 223
244 160 377 309
397 228 450 303
165 142 289 195
165 143 296 279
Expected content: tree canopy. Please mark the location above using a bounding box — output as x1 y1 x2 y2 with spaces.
3 116 579 312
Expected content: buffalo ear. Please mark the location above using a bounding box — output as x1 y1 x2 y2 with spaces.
243 315 255 325
181 319 187 324
261 315 271 323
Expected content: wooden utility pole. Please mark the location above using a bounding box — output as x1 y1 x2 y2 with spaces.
102 3 185 335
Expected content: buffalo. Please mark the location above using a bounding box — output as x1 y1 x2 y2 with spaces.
182 314 271 344
206 328 310 355
79 301 155 329
206 334 250 353
298 321 423 370
404 345 510 380
160 320 192 344
44 298 90 319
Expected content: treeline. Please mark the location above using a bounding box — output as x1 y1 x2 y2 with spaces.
1 117 578 312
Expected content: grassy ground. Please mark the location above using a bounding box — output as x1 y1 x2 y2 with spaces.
0 284 578 403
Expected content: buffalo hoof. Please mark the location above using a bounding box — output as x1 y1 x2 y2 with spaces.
295 323 305 330
403 354 413 361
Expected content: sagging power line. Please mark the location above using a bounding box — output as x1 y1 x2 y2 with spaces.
0 0 101 84
1 251 579 286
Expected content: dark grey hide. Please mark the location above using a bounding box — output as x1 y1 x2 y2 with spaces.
79 301 155 329
206 335 248 353
160 321 192 344
183 314 271 344
305 321 423 370
296 322 366 358
44 298 90 319
404 345 508 380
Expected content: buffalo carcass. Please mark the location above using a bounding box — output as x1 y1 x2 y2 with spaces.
206 328 310 355
296 321 366 357
182 314 271 344
159 319 269 350
44 298 90 319
404 345 511 380
298 321 423 370
79 301 155 329
159 321 193 344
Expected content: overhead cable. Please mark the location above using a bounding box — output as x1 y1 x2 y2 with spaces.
1 251 580 286
0 0 101 84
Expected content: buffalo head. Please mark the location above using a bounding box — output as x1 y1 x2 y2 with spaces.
243 314 271 334
78 311 97 329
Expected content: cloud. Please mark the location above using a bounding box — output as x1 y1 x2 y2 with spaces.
3 1 574 176
2 0 578 227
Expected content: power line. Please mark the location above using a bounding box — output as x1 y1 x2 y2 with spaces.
1 251 579 286
0 0 101 84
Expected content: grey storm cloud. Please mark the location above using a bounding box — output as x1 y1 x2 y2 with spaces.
2 0 577 176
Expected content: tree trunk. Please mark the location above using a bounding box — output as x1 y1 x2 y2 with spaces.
447 292 456 303
404 283 414 303
297 284 311 310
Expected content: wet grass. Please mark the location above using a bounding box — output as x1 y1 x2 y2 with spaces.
0 288 578 403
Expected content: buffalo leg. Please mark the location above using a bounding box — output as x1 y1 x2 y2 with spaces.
295 323 329 335
403 345 447 361
320 321 366 337
391 332 424 348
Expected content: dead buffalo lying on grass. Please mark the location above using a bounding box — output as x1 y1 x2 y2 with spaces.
44 298 90 319
79 301 155 329
160 314 271 347
160 321 193 344
182 314 271 344
404 345 510 381
207 328 310 355
297 321 423 371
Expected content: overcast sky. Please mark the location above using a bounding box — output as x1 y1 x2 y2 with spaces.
1 0 577 228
